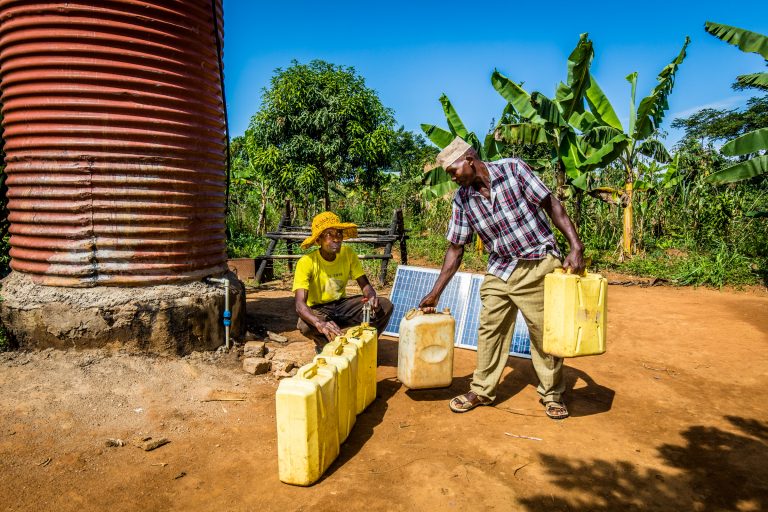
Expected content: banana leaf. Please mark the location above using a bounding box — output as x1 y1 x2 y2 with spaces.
721 127 768 156
559 132 588 178
736 72 768 91
626 72 638 137
706 155 768 184
571 172 588 190
637 139 672 163
420 123 454 148
704 22 768 59
585 75 623 130
580 133 629 171
494 123 551 145
491 71 541 121
567 110 599 132
530 92 567 128
559 33 594 122
420 166 457 199
439 94 470 139
633 37 690 141
745 210 768 218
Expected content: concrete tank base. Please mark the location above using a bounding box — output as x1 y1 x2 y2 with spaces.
0 271 245 355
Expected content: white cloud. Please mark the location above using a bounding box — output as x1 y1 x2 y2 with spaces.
671 96 746 119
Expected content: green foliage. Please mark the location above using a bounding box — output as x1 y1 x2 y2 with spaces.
246 60 396 210
672 96 768 143
703 23 768 184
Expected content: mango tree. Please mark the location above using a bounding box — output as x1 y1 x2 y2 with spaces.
703 22 768 185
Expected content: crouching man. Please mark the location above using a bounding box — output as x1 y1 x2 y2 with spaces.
293 211 394 353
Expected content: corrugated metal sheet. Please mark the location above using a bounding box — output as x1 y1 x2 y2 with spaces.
0 0 228 286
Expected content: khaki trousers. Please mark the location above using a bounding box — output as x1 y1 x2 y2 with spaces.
469 255 564 403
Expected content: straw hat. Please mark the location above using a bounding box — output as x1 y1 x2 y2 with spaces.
436 136 473 170
301 212 358 249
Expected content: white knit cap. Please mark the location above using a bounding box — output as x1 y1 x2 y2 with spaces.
436 136 473 170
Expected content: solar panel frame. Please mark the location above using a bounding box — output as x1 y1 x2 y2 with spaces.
384 265 531 358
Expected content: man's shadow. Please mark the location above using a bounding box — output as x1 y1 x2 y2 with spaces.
495 357 615 417
402 355 614 417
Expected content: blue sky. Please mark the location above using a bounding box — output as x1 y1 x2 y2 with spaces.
223 0 768 147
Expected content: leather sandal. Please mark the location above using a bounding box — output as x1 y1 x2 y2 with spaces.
541 399 569 420
449 391 492 413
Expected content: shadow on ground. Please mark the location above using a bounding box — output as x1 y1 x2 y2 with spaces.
519 415 768 511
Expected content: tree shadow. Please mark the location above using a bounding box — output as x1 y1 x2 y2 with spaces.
518 415 767 511
322 375 402 479
246 295 298 335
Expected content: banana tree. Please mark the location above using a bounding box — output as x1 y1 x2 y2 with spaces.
703 22 768 185
579 37 690 258
492 34 626 226
419 94 512 199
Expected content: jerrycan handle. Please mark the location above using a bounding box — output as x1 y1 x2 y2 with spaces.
332 342 345 356
555 267 588 277
299 362 318 380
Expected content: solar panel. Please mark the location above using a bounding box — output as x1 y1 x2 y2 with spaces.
384 265 530 358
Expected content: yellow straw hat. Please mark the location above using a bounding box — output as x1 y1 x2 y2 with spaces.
301 212 358 249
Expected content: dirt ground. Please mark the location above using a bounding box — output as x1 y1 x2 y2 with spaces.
1 276 767 512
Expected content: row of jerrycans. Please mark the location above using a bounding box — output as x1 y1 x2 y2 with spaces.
275 325 377 486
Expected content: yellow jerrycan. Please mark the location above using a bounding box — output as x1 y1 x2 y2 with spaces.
275 359 339 486
543 268 607 357
397 308 455 389
315 343 357 443
345 325 378 413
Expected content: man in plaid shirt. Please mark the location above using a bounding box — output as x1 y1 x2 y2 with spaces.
419 137 585 419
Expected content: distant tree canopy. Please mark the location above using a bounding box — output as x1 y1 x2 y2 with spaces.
246 59 396 210
672 95 768 144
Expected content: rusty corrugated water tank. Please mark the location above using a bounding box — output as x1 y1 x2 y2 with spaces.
0 0 227 286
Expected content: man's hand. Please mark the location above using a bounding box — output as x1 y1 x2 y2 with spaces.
316 320 343 342
418 293 439 314
364 290 380 311
562 246 586 275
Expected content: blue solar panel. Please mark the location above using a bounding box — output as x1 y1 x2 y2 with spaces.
384 265 530 358
383 266 471 345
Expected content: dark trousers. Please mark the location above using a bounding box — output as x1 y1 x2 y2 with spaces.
297 295 394 350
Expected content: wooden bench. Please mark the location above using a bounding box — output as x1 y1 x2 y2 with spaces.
254 203 408 285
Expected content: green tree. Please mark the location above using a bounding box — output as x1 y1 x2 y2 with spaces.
247 60 395 211
578 37 690 258
493 33 627 226
671 96 768 144
701 22 768 184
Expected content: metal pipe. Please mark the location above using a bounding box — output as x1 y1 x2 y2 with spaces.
207 277 231 349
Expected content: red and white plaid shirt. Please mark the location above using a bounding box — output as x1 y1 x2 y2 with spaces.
446 157 561 281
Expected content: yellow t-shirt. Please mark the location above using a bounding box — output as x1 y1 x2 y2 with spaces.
292 245 365 307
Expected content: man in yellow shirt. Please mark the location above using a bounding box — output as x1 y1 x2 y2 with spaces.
293 212 394 352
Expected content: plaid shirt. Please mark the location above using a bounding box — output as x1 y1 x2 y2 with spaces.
446 157 561 281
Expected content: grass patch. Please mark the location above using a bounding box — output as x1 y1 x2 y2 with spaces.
596 245 762 288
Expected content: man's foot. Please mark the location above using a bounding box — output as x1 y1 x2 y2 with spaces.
449 391 492 413
541 399 569 420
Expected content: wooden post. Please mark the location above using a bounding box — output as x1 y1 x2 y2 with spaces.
379 210 399 285
396 208 407 265
255 200 290 284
